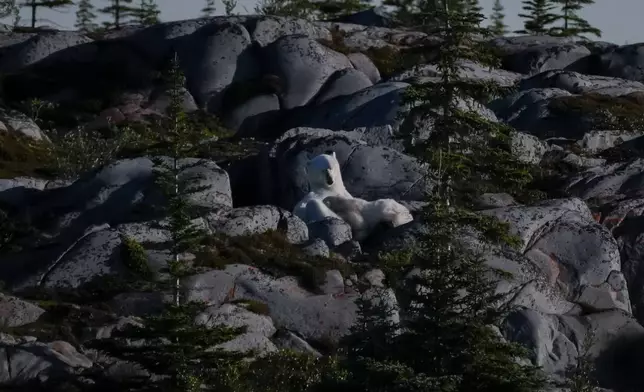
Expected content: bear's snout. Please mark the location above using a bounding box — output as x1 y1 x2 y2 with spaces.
325 170 334 185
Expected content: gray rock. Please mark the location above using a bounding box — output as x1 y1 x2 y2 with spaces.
392 59 522 88
503 307 644 383
363 269 385 287
490 35 590 75
320 269 345 295
206 205 308 244
36 227 126 289
91 316 144 340
226 94 280 135
0 31 92 73
347 52 381 83
0 340 92 386
146 86 199 114
519 69 644 96
272 329 321 356
0 294 45 328
482 200 630 313
592 43 644 83
265 127 432 210
312 68 373 104
214 332 278 356
490 87 583 139
332 6 396 28
107 292 167 316
239 81 410 139
473 193 518 210
576 130 641 154
178 22 259 111
307 217 353 248
248 16 331 47
262 34 353 109
182 264 358 343
0 108 46 141
566 159 644 202
196 303 276 337
300 237 330 257
511 131 548 164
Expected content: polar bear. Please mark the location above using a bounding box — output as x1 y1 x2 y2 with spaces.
322 195 414 241
292 151 354 224
292 151 414 241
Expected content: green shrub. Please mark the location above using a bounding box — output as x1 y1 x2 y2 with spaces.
240 350 347 392
230 299 270 315
195 230 352 293
548 92 644 131
120 235 154 280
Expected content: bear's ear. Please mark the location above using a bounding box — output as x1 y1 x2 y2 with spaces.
332 151 336 159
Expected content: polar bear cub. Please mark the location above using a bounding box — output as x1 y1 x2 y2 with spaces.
293 152 354 224
323 196 414 241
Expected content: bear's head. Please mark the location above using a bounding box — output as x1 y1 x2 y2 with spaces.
306 151 345 191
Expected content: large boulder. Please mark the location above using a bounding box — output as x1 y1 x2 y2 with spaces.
258 127 433 209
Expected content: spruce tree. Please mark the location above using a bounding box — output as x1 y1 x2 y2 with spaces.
311 0 372 19
565 330 599 392
100 0 138 28
222 0 236 15
136 0 160 25
254 0 369 19
0 0 16 18
149 53 215 306
75 0 98 32
489 0 508 36
83 54 247 391
22 0 74 28
550 0 601 39
329 1 545 391
384 0 462 28
464 0 481 14
200 0 215 17
517 0 558 35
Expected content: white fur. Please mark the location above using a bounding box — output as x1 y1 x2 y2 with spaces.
293 152 414 240
293 152 353 224
323 196 414 241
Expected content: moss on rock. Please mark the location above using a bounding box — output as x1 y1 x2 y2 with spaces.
3 301 117 344
120 235 154 280
548 92 644 131
0 131 55 179
230 298 271 315
318 28 416 79
196 230 352 293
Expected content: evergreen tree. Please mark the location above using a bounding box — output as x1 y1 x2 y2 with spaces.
100 0 138 28
311 0 372 19
565 330 599 392
384 0 462 28
254 0 313 18
150 53 216 306
464 0 481 14
136 0 160 25
0 0 16 18
328 1 545 391
489 0 508 36
75 0 98 32
254 0 370 19
516 0 558 35
83 54 246 391
200 0 215 17
222 0 236 15
550 0 601 39
22 0 74 28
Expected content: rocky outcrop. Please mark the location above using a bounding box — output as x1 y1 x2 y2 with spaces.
1 11 644 391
